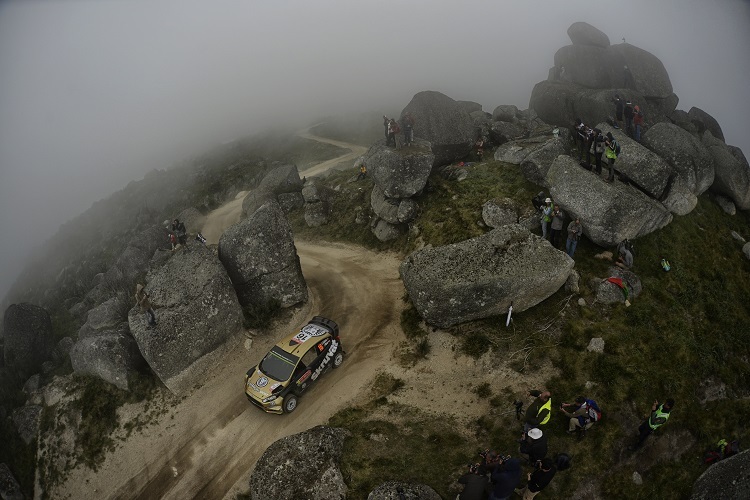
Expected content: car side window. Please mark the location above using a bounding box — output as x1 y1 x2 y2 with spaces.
300 348 318 369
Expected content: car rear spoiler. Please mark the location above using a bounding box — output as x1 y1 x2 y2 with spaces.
310 316 339 337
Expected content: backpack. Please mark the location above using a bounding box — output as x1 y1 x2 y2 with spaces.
555 453 572 471
585 399 602 422
614 140 621 156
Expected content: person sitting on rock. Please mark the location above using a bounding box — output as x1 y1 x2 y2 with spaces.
615 240 634 269
135 284 157 329
560 396 596 437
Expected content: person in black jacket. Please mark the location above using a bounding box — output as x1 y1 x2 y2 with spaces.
612 94 624 129
457 463 489 500
515 458 557 499
624 100 634 137
519 428 548 464
489 457 521 500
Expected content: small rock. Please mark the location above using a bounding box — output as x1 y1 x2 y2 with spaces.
594 251 613 261
578 298 587 307
369 433 388 443
565 270 580 294
584 381 597 389
743 242 750 260
632 471 643 485
22 374 41 394
731 231 745 243
244 338 253 351
587 338 605 353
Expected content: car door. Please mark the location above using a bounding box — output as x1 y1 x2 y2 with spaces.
292 347 319 395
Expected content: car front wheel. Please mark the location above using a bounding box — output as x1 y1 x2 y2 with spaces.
332 351 344 368
283 394 298 413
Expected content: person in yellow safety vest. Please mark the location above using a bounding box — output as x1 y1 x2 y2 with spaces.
632 398 674 449
523 390 552 432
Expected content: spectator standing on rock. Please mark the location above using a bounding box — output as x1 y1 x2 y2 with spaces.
135 284 157 329
523 390 552 432
566 218 582 258
356 163 367 181
540 200 553 240
604 132 619 183
172 219 188 248
489 457 521 500
612 94 624 129
514 458 557 500
616 239 634 269
387 119 400 148
633 105 644 142
624 100 635 137
632 399 675 449
402 112 415 147
592 128 605 175
519 428 548 464
382 115 390 141
574 118 586 161
456 463 488 500
169 232 177 251
550 205 565 248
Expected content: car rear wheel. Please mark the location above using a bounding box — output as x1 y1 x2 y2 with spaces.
332 351 344 368
283 394 298 413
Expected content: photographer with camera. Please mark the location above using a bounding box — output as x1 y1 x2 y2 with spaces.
514 457 557 500
489 455 521 500
456 463 488 500
519 428 548 465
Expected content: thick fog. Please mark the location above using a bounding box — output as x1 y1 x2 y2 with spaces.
1 0 749 300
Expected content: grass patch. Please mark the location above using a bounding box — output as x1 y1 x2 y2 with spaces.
242 299 282 329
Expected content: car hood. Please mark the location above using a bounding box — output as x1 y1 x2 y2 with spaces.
246 369 285 399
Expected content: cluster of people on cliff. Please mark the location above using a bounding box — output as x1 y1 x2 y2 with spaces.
457 390 675 499
383 113 415 149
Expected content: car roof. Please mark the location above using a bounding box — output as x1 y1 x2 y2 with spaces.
274 321 333 357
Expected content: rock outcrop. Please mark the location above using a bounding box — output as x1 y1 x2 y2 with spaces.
595 267 642 304
547 155 673 246
12 405 42 445
493 136 550 165
567 22 610 48
302 181 336 227
400 91 476 166
219 200 307 309
76 292 130 339
691 449 750 499
519 137 568 186
128 244 242 394
69 323 146 390
361 139 434 199
3 303 54 374
703 132 750 210
242 163 303 216
249 426 349 500
367 482 442 500
482 198 518 228
689 107 725 142
401 224 574 328
0 463 24 500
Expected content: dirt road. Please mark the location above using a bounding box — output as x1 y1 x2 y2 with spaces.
296 129 368 178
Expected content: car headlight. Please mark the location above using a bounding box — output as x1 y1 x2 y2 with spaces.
262 395 279 403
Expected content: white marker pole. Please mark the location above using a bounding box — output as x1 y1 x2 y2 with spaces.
506 302 513 327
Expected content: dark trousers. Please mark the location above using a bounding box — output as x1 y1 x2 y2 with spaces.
607 158 616 181
594 151 603 174
636 421 653 447
550 228 562 247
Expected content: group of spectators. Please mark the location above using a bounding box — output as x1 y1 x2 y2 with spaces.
532 193 582 259
383 112 415 149
457 390 675 499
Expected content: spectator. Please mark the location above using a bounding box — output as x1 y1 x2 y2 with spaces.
616 240 634 269
560 396 596 436
632 399 674 449
633 105 644 142
592 128 605 175
489 457 521 500
457 463 488 500
135 284 157 329
549 205 565 248
523 390 552 432
624 100 634 137
612 94 624 129
514 458 557 500
540 200 553 240
478 450 501 476
387 118 400 148
519 428 548 464
356 163 367 181
574 118 587 161
604 132 619 183
566 218 582 258
172 219 188 248
382 115 390 141
402 112 415 147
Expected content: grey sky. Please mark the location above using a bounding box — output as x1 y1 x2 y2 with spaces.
1 0 749 299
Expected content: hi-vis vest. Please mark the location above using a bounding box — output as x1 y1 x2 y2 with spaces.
648 404 671 430
538 398 552 425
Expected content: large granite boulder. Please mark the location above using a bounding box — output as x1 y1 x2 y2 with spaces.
598 123 696 215
554 44 611 89
361 139 434 199
0 463 24 500
370 185 418 224
489 120 526 145
669 109 699 134
302 182 335 227
69 324 146 390
371 218 402 242
492 104 520 123
368 482 442 500
3 303 54 373
249 426 349 500
493 136 550 165
77 292 130 339
129 244 243 394
642 122 715 195
219 201 307 309
400 225 574 328
689 107 725 142
703 133 750 210
691 449 750 499
607 43 673 98
547 155 673 246
400 91 476 166
457 100 483 114
567 22 610 48
242 163 303 216
519 138 568 186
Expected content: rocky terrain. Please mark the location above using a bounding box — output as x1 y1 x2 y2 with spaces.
1 21 749 500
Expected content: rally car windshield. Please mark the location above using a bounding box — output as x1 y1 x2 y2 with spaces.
259 346 299 382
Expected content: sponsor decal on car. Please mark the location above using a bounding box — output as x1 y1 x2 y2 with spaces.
290 324 329 345
311 340 338 381
256 376 269 388
270 382 281 391
298 370 312 384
